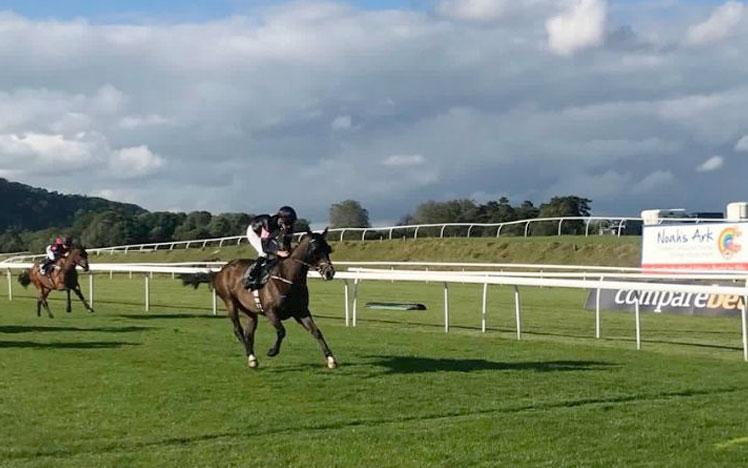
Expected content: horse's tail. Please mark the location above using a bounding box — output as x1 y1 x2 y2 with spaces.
18 271 31 288
179 271 215 290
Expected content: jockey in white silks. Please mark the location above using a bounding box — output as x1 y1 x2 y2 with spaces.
244 206 298 289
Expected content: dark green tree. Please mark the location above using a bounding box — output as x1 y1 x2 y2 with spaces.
0 228 26 252
329 200 370 228
173 211 212 240
536 196 592 235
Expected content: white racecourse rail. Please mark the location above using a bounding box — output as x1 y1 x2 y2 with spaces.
2 261 747 361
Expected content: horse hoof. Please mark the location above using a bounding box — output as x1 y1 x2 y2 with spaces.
89 309 95 313
267 348 278 357
247 355 258 368
326 356 337 369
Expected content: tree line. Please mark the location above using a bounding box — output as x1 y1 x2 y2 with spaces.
329 196 594 234
1 177 597 253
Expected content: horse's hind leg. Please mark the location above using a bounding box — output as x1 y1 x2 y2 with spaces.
295 312 336 369
39 290 53 319
71 285 94 313
66 289 72 313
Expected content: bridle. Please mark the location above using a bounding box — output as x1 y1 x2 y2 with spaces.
290 256 334 277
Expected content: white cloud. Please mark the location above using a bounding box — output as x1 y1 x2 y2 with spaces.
331 115 352 131
108 145 165 177
382 154 426 167
735 135 748 152
546 0 607 55
696 155 724 172
0 132 96 166
686 1 744 45
633 170 675 193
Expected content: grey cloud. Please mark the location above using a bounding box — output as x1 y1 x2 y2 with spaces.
1 2 747 223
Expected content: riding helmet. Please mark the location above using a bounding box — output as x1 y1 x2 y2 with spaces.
277 206 298 223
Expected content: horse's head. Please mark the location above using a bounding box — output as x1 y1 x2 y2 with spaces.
299 228 335 280
69 246 90 272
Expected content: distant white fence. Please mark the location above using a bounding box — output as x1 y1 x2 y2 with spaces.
4 215 731 263
2 260 746 361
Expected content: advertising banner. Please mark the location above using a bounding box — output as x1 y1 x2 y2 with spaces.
641 222 748 270
584 282 745 317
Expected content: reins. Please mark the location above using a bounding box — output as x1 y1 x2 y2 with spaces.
270 254 330 285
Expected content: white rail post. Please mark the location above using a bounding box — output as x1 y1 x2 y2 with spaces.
595 276 603 339
109 270 113 280
513 286 521 340
145 275 150 312
635 291 641 350
344 280 350 327
6 269 12 301
481 280 488 333
352 278 359 327
443 282 449 333
212 288 217 316
89 273 94 309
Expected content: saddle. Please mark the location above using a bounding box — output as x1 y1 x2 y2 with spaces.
243 257 277 290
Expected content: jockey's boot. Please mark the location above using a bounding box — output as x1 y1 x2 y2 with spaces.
41 261 52 276
245 258 266 290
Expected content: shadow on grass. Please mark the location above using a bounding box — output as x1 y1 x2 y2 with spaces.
365 355 614 375
0 325 152 334
117 313 222 320
0 340 139 349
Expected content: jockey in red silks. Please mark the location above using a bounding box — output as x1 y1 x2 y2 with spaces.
244 206 297 289
41 236 72 276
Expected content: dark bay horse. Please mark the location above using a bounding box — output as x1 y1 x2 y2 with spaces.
183 230 338 369
18 247 94 318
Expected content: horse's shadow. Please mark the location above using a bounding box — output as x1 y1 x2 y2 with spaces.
117 313 221 320
364 355 614 375
0 325 151 334
0 340 138 349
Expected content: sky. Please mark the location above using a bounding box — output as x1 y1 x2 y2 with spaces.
0 0 746 225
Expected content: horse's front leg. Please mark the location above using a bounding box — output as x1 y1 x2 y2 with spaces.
66 289 72 313
265 311 286 357
71 285 94 313
295 312 336 369
242 312 259 368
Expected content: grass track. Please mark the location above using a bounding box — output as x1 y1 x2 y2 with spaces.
1 276 748 466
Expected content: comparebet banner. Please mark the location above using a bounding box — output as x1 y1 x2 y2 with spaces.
641 222 748 270
584 283 745 317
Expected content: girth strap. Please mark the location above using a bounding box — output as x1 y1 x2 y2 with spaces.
252 289 264 312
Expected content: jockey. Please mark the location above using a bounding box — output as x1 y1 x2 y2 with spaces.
41 236 72 276
244 206 298 289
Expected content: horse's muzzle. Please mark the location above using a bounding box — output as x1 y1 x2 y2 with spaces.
318 263 335 281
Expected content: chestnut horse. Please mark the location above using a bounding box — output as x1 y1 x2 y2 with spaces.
183 230 338 369
18 246 94 318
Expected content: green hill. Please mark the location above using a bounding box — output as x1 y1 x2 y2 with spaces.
94 236 642 267
0 178 146 231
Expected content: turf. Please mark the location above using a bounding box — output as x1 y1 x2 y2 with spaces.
1 275 747 467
